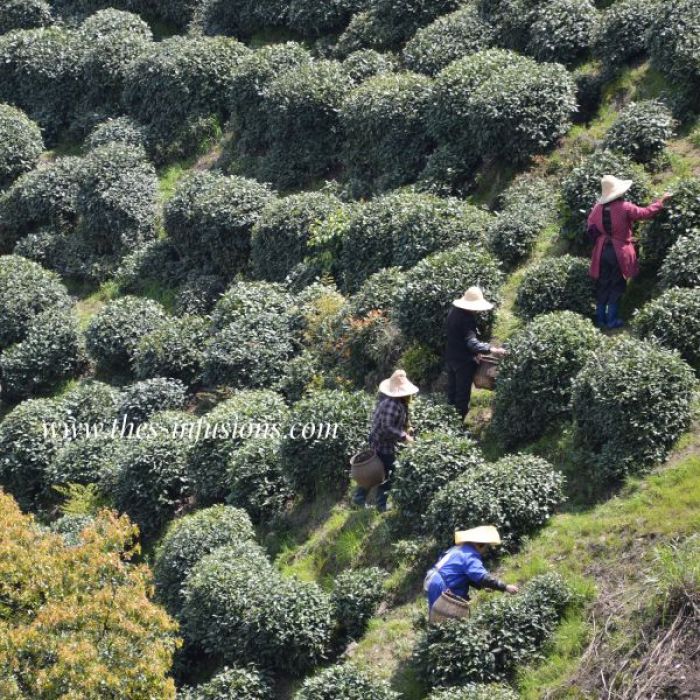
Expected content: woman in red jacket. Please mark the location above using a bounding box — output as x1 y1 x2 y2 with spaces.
588 175 671 329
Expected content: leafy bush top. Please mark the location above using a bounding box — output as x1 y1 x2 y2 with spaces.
86 117 147 151
179 665 273 700
0 103 44 191
293 664 399 699
0 0 52 34
426 685 519 700
342 49 396 83
593 0 656 65
330 568 387 644
659 228 700 289
116 378 188 427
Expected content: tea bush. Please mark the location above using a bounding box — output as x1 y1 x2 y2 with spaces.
0 104 43 191
174 272 227 316
515 255 594 321
372 0 462 47
225 437 293 523
561 149 650 230
425 454 565 549
334 10 392 58
487 213 542 270
287 0 363 36
179 665 273 700
593 0 655 65
392 434 484 531
330 568 387 643
410 395 464 436
572 336 695 479
426 685 518 700
340 72 433 196
659 228 700 289
187 389 289 505
165 171 274 277
633 288 700 370
492 312 599 448
402 4 495 76
275 350 319 403
86 116 147 151
281 389 372 497
0 0 52 34
347 268 405 318
397 243 503 350
153 504 257 615
603 100 676 164
208 279 294 328
116 378 188 427
251 192 341 283
197 0 285 39
293 664 399 699
181 544 333 674
0 309 83 400
342 49 396 83
61 379 121 425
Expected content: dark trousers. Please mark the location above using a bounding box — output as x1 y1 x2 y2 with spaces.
353 451 395 511
596 243 627 306
446 359 477 419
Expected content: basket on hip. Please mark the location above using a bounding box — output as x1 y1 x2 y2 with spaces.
350 449 386 489
473 354 500 391
429 589 471 624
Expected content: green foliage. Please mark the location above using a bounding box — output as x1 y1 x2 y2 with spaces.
287 0 364 36
487 213 541 271
275 350 319 403
174 272 227 316
86 117 147 151
347 268 405 318
425 454 565 549
179 665 273 700
426 685 518 700
165 171 274 277
0 309 83 400
572 336 695 479
225 437 293 524
46 435 123 493
633 288 700 370
414 574 573 687
492 312 599 448
397 243 504 351
659 228 700 289
515 255 594 321
0 104 43 191
251 192 341 283
648 0 700 92
372 0 462 47
341 49 396 83
603 100 676 164
281 389 372 498
117 378 188 427
410 395 464 436
402 4 495 76
526 0 598 65
85 296 168 374
330 568 387 643
181 544 333 674
340 72 433 196
0 255 71 350
392 434 484 531
209 279 292 328
154 504 257 615
61 378 121 425
293 664 399 699
397 343 442 387
640 178 700 269
593 0 656 65
197 0 286 38
334 10 392 58
187 389 289 505
0 0 52 34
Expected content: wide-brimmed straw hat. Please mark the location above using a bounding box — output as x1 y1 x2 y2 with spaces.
379 369 419 398
455 525 502 546
453 286 494 312
599 174 633 205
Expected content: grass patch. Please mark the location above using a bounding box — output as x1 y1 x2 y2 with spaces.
158 157 198 202
74 280 120 328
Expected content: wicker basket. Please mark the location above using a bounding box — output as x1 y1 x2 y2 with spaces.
350 449 386 489
474 354 500 390
429 590 471 624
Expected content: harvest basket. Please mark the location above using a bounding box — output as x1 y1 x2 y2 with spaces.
429 590 471 624
474 354 500 391
350 449 385 489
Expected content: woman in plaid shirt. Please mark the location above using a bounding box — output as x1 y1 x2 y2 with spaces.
352 369 418 512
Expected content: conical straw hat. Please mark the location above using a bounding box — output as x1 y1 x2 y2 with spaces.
453 286 494 312
378 369 419 398
455 525 502 545
599 174 633 205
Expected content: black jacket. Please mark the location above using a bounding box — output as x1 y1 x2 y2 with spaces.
445 307 491 363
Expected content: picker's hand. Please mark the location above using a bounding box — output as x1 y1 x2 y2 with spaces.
505 584 519 595
491 347 507 358
404 433 415 444
661 192 673 205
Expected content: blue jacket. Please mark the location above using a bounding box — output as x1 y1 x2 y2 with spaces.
425 544 489 609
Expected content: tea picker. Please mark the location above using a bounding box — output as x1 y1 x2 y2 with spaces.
424 526 519 624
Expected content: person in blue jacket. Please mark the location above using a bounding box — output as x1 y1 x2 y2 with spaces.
424 525 519 623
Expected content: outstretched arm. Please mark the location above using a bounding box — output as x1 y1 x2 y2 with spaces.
625 193 672 222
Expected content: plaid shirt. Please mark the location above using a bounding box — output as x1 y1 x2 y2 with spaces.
369 396 408 454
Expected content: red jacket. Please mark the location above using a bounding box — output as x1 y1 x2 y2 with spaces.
588 199 665 280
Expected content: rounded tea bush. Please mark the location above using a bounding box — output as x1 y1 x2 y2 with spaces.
593 0 655 65
487 212 542 270
0 104 44 191
402 4 495 76
116 378 188 427
633 288 700 370
397 243 504 350
0 255 71 350
572 336 695 479
133 315 209 385
392 434 484 531
86 117 147 151
46 435 123 493
251 191 341 283
426 686 519 700
0 0 52 34
197 0 285 39
85 296 168 373
425 454 565 549
516 255 594 321
287 0 362 36
179 665 273 700
181 544 333 674
153 504 257 615
61 379 121 425
347 267 405 318
340 72 433 196
659 228 700 289
165 171 274 277
0 309 83 400
280 389 372 498
525 0 598 65
603 100 676 164
330 568 387 643
342 49 396 83
209 280 294 331
491 312 599 448
561 150 651 230
293 664 399 700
